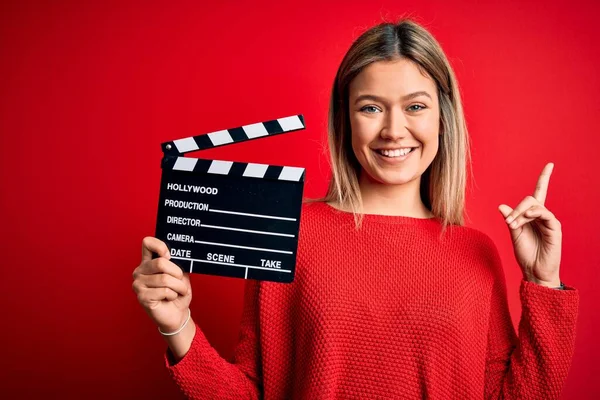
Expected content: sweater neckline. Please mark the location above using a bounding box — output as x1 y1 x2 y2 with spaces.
320 202 440 225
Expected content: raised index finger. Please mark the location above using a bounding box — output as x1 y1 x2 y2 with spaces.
533 162 554 205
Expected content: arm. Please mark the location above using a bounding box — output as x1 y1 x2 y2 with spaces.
483 248 579 399
165 280 263 400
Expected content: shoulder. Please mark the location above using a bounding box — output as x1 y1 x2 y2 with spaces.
296 200 349 251
298 200 330 233
456 226 499 251
299 200 331 224
445 225 503 269
300 199 326 215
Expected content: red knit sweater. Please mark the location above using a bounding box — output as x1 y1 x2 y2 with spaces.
165 201 579 399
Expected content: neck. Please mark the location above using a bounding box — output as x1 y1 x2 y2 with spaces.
357 172 433 218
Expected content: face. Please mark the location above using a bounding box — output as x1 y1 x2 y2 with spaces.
349 58 440 186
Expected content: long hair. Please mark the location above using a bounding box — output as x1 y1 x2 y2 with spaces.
314 18 471 230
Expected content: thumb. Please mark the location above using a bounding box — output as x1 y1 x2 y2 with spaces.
498 204 520 241
498 204 513 219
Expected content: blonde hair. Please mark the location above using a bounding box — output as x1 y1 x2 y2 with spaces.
313 18 471 230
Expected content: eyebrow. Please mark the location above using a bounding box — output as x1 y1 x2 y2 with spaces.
353 91 432 105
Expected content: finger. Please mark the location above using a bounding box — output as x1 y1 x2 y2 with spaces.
502 196 539 227
139 273 189 297
138 257 184 280
498 204 513 219
524 205 562 232
183 273 192 295
533 162 554 205
498 204 521 241
142 236 170 262
509 206 539 231
138 287 179 307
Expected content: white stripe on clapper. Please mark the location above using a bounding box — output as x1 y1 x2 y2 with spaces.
278 166 304 181
209 208 296 221
173 137 199 153
242 163 269 178
173 157 198 171
201 223 295 237
207 130 234 146
207 160 233 175
194 239 293 254
242 123 269 139
278 115 304 131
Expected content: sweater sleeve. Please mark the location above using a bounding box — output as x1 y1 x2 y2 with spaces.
164 279 263 399
483 246 579 399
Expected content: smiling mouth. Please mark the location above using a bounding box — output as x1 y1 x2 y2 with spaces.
375 148 416 158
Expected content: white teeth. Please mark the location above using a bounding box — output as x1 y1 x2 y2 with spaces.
379 148 413 158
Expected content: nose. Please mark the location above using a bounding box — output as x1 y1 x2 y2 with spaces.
380 107 408 141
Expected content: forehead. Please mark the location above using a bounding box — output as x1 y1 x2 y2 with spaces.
349 58 437 99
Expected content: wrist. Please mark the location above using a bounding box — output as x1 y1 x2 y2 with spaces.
164 318 196 363
158 309 191 335
527 276 562 289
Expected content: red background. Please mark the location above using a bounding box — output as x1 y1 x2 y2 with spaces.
1 0 598 398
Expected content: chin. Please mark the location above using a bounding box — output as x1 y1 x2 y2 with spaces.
369 171 418 186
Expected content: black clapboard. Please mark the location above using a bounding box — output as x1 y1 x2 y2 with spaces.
155 115 306 283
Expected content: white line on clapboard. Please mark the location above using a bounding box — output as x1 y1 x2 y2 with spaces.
200 224 295 237
194 240 293 254
171 256 292 273
209 208 296 221
190 260 194 273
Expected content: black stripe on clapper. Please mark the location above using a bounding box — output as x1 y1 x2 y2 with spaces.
228 127 249 142
193 158 213 173
161 156 177 170
194 134 213 151
264 165 284 180
228 162 247 176
264 119 284 135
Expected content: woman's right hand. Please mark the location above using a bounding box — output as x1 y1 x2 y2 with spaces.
132 237 192 333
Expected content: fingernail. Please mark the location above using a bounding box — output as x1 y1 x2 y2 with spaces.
510 221 517 228
505 216 514 224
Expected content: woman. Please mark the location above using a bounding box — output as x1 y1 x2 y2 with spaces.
132 19 579 399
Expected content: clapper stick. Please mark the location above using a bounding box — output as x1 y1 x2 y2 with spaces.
155 115 306 283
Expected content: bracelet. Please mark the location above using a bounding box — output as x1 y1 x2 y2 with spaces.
553 282 566 290
158 309 191 336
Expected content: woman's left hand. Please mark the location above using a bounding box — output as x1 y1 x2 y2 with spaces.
498 163 562 288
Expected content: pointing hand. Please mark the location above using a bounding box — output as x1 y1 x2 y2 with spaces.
498 163 562 288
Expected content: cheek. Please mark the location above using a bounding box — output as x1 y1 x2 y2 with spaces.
414 112 440 134
413 118 440 162
422 137 440 168
351 135 369 168
350 119 376 153
414 115 440 145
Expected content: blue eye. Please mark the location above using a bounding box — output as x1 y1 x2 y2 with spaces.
360 105 380 113
408 104 426 112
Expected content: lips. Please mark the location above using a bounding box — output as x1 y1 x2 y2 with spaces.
376 148 415 158
373 147 417 163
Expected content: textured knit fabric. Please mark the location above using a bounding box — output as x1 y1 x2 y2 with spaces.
165 201 579 399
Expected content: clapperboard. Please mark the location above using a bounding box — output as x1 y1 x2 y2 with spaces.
155 115 306 283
